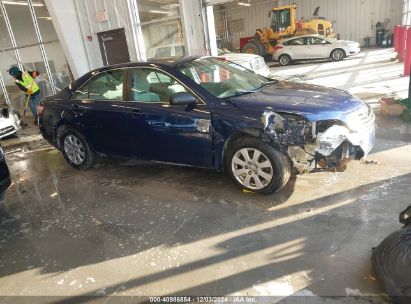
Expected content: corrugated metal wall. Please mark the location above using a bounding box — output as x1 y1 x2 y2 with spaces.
281 0 402 44
215 0 402 50
214 1 279 50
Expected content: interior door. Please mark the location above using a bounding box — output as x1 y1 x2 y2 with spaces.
97 28 130 66
70 69 131 156
123 68 212 167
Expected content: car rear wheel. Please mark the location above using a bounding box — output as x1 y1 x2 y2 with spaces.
331 49 345 61
278 54 291 66
61 129 95 170
226 137 291 194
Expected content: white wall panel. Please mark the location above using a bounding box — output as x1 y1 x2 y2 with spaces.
73 0 137 69
180 0 207 56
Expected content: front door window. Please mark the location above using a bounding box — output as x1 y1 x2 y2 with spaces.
130 68 188 103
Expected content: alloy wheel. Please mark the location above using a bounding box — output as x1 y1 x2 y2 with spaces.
231 148 273 190
333 50 344 61
64 134 86 165
279 56 290 65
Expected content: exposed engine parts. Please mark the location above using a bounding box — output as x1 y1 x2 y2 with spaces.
260 111 375 173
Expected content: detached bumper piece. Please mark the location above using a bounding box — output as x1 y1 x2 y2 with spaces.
0 125 15 139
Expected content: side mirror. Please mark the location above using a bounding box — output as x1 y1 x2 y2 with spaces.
170 92 197 106
322 40 327 44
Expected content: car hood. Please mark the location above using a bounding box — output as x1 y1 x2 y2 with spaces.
225 81 364 121
224 53 262 63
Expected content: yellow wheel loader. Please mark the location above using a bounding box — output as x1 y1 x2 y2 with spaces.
240 3 334 59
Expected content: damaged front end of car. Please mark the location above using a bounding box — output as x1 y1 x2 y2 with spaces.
260 105 376 173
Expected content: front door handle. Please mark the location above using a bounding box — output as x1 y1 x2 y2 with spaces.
148 121 170 127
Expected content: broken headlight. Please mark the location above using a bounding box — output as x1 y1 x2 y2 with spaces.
261 111 310 146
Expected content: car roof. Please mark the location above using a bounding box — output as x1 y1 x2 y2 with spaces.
281 34 327 41
89 56 202 74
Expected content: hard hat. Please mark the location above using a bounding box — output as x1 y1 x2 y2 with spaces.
8 66 21 77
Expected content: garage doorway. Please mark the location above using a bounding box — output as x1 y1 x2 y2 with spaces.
97 28 130 66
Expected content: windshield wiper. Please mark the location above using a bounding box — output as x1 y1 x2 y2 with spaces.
234 89 258 95
259 79 278 89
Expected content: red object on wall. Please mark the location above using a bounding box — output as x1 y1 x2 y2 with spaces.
398 26 408 62
394 25 400 52
239 37 253 50
404 28 411 76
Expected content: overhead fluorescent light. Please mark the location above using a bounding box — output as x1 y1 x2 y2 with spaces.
38 16 51 20
3 1 44 7
149 10 171 14
238 1 251 6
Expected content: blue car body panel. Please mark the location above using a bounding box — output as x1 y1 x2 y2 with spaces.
39 58 375 173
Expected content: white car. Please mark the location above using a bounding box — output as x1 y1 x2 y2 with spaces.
147 44 186 59
273 35 361 66
0 105 22 139
218 49 271 77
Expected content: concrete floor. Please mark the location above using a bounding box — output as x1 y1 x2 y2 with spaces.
0 49 410 303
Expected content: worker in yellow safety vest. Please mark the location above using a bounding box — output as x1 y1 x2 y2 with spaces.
8 66 41 124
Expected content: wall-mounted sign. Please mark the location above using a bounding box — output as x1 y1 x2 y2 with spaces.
96 10 109 22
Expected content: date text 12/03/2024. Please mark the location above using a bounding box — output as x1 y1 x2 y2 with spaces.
149 296 258 303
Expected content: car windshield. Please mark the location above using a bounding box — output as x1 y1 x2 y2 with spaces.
177 57 273 99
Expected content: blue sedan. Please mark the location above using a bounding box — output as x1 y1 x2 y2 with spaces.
0 145 11 200
38 57 375 194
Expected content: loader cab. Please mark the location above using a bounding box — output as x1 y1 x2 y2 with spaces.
270 4 297 34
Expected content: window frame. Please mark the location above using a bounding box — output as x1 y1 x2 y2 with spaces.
71 68 128 101
126 67 206 105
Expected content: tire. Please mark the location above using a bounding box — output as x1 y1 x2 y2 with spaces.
278 54 291 66
225 136 291 194
263 54 273 62
331 48 345 61
60 128 95 170
242 41 265 56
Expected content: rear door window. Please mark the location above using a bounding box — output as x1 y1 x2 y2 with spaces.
72 70 125 100
289 38 305 45
307 37 325 45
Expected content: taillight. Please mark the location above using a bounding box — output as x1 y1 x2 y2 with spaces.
219 56 229 61
37 102 45 117
273 45 283 52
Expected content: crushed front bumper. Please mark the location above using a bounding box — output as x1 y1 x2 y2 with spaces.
261 110 376 173
316 124 375 158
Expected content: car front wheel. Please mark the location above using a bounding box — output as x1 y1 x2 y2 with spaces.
331 49 345 61
61 129 95 170
226 137 291 194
